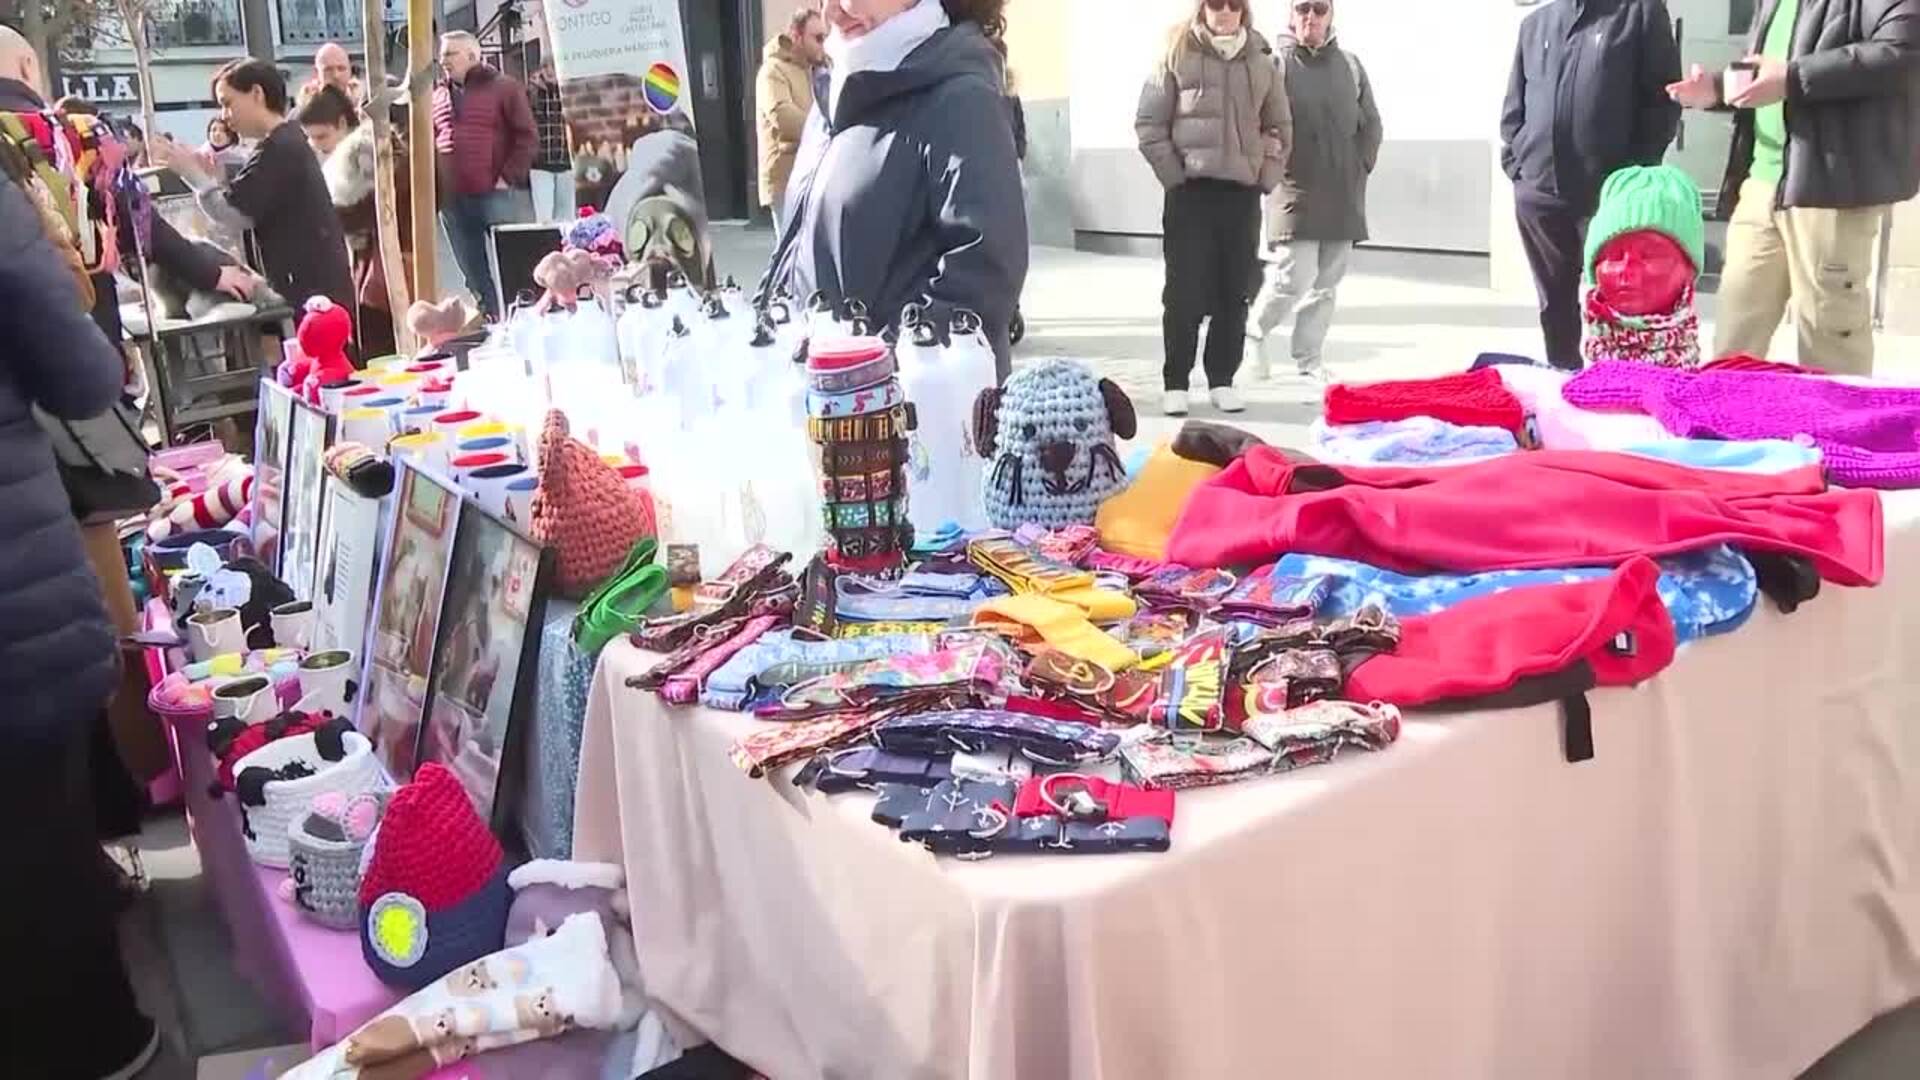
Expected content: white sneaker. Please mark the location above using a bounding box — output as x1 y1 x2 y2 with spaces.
1210 387 1246 413
1296 358 1329 387
1163 389 1190 416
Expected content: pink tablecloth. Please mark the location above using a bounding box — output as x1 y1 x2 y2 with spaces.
145 601 398 1049
574 494 1920 1080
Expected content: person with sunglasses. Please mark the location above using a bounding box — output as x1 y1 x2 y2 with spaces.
1499 0 1681 370
758 7 830 237
1137 0 1292 416
1247 0 1381 384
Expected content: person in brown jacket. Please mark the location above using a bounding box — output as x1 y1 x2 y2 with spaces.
1136 0 1291 417
757 7 828 236
431 30 536 319
301 85 414 358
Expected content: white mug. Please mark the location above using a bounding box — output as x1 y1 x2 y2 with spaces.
270 600 315 651
501 476 539 526
186 608 247 663
295 649 359 721
212 675 279 727
465 462 531 515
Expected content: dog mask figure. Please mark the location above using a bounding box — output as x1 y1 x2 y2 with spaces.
974 359 1137 529
601 127 714 291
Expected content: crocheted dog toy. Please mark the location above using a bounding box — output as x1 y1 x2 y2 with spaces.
290 296 355 405
146 464 254 542
974 359 1137 530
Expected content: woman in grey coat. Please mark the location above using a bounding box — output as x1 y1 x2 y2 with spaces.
1248 0 1382 381
0 174 160 1075
1136 0 1291 416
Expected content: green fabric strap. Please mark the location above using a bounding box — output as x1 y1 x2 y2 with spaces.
573 538 667 656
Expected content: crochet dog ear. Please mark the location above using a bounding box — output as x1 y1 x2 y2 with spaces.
1099 379 1138 441
973 387 1003 458
236 766 273 807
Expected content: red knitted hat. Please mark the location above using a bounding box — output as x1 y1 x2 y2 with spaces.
529 409 656 600
358 763 502 912
1324 368 1528 437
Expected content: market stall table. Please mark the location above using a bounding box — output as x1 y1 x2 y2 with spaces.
143 600 400 1049
573 494 1920 1080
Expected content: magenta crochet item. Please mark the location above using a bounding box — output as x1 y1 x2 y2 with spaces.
1564 361 1920 489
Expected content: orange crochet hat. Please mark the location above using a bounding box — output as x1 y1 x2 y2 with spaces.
529 410 656 599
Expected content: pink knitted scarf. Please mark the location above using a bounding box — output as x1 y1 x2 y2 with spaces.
1564 361 1920 489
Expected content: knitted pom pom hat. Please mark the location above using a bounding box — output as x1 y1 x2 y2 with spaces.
1324 369 1528 439
530 410 657 599
358 763 510 990
1583 165 1706 284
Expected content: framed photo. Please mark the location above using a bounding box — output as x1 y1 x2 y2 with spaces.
280 398 334 601
252 380 297 574
418 502 549 833
312 475 389 664
360 463 463 783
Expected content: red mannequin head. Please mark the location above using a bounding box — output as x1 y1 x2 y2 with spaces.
1592 230 1693 316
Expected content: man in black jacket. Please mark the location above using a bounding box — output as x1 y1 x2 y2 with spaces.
1500 0 1681 369
1669 0 1920 374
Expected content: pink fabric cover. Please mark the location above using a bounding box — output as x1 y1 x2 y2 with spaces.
572 495 1920 1078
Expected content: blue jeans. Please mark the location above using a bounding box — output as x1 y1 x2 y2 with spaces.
441 188 533 318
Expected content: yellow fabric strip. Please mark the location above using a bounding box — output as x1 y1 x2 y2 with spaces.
972 594 1140 672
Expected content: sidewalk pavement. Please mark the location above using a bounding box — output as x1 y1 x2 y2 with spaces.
707 223 1920 456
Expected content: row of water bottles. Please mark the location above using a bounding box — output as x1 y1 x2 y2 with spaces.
465 271 999 573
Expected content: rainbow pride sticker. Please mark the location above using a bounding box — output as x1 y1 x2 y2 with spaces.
643 63 682 114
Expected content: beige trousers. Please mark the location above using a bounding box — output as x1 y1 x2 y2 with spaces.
1714 177 1885 376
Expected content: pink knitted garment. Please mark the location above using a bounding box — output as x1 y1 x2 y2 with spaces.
1564 361 1920 489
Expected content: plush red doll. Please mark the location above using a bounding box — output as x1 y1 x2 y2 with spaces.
294 297 355 404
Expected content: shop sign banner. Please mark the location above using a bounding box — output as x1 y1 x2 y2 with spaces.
542 0 714 287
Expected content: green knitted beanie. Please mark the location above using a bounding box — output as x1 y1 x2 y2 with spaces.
1583 166 1706 284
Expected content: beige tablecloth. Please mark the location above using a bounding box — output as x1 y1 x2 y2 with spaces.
574 494 1920 1080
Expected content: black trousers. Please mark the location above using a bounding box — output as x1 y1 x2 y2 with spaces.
1162 180 1262 391
0 719 148 1075
1515 201 1591 371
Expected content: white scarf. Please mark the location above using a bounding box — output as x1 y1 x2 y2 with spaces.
1209 28 1249 60
825 0 952 116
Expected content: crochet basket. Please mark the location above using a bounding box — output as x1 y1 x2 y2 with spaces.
285 792 388 930
232 730 384 869
529 409 655 599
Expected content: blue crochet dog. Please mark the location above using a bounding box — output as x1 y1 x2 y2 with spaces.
974 359 1137 529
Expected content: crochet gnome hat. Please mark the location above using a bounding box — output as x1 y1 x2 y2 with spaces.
358 763 511 991
530 410 656 600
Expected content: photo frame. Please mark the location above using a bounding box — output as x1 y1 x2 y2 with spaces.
252 380 297 575
360 463 463 783
417 501 550 835
280 398 334 601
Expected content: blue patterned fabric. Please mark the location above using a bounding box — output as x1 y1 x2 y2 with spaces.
521 598 596 860
1274 545 1758 645
700 629 941 710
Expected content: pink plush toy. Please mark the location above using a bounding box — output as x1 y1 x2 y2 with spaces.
291 297 355 405
147 465 254 541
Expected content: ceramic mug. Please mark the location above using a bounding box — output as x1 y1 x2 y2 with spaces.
186 607 247 663
318 379 357 414
467 463 531 517
502 476 539 526
339 406 394 449
457 435 521 464
432 410 485 441
212 675 279 727
390 432 450 475
451 452 510 484
398 404 445 437
295 649 359 720
269 600 315 650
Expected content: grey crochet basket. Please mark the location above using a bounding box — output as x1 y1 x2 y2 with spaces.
286 791 388 930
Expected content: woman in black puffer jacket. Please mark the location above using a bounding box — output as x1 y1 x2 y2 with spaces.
0 173 160 1076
